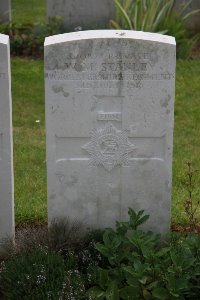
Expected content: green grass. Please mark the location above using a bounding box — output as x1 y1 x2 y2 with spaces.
12 0 46 23
172 60 200 224
12 58 46 224
12 58 200 225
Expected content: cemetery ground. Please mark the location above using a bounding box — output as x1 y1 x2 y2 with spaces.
12 0 46 23
12 57 200 228
8 58 200 300
9 0 200 232
0 2 199 299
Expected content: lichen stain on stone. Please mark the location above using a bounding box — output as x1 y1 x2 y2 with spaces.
46 40 93 71
66 175 78 187
52 85 69 98
160 95 171 108
74 40 93 65
51 105 59 114
74 63 83 72
52 85 63 93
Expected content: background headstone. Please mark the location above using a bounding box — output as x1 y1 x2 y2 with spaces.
45 30 176 234
0 34 14 248
47 0 115 30
175 0 200 32
0 0 11 23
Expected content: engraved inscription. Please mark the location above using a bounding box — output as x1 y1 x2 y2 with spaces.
101 62 147 72
45 70 175 81
49 61 147 72
82 123 136 172
56 173 65 183
57 51 150 61
98 111 122 122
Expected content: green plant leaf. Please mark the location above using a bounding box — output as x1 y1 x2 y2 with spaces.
86 286 105 299
143 288 152 300
183 9 200 21
166 273 189 294
114 0 133 29
120 286 140 299
95 243 111 258
103 231 114 248
139 275 148 285
152 287 170 300
106 281 119 300
99 268 109 290
123 266 137 276
109 19 121 29
156 247 171 257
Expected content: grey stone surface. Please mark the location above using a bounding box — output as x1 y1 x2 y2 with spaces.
175 0 200 31
0 34 14 248
45 30 176 234
47 0 115 30
0 0 11 23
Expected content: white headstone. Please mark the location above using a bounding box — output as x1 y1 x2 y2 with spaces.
0 34 14 248
47 0 115 30
0 0 11 23
45 30 176 234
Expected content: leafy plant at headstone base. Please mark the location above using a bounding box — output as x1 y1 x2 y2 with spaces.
86 208 200 300
110 0 200 58
182 161 200 232
0 248 66 300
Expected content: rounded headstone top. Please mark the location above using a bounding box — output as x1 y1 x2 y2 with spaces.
0 34 9 45
45 30 176 47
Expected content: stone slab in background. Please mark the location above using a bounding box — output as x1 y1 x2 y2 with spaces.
0 0 11 23
0 34 14 249
45 30 176 234
47 0 115 30
175 0 200 32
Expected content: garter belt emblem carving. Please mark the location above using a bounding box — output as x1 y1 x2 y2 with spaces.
82 123 136 172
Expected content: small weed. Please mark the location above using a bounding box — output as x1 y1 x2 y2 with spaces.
48 218 85 253
183 161 200 231
0 248 66 300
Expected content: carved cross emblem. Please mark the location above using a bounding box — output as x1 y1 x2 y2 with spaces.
82 123 136 172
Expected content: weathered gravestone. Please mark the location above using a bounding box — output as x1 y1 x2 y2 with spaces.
45 30 176 234
0 0 11 23
47 0 115 30
0 34 14 248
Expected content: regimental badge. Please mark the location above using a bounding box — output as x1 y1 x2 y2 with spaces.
82 123 136 172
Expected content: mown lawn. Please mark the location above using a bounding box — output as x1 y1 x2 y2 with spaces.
173 60 200 224
12 0 46 23
11 58 200 225
12 58 46 224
